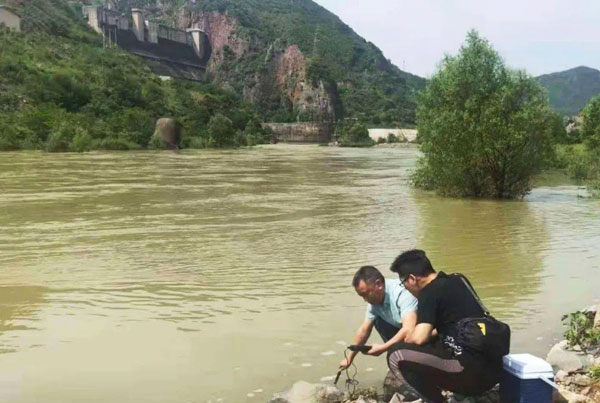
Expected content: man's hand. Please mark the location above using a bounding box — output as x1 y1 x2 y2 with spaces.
338 357 352 370
367 343 387 356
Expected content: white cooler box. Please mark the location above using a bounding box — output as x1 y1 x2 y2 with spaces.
500 353 555 403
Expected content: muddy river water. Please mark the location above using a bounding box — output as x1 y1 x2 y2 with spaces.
0 145 599 402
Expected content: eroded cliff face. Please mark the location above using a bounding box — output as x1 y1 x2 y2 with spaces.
175 9 337 121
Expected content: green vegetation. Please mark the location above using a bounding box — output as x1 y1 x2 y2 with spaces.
337 122 374 147
590 365 600 381
110 0 426 126
413 31 558 199
0 0 268 151
562 310 600 351
550 95 600 197
537 66 600 117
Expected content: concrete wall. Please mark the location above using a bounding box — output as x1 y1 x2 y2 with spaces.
368 128 418 143
263 122 334 143
0 6 21 32
158 25 188 44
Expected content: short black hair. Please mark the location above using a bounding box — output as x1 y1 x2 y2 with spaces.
352 266 384 288
390 249 435 277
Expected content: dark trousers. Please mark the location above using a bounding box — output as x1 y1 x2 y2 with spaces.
374 317 401 342
387 340 501 403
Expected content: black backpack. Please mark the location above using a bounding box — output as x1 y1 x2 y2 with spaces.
452 274 511 361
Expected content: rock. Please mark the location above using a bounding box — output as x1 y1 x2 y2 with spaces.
267 381 344 403
546 340 587 372
553 387 589 402
556 370 569 382
571 374 591 387
153 118 182 150
573 345 582 352
382 370 421 402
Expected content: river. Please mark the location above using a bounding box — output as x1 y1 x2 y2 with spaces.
0 145 599 402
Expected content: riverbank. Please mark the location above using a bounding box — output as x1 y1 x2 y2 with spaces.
267 304 600 403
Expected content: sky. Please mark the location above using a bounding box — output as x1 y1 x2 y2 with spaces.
312 0 600 78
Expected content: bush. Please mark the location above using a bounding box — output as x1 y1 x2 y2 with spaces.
376 136 387 144
581 95 600 151
46 122 77 152
590 365 600 381
208 114 236 148
93 137 140 151
187 136 214 149
413 31 555 199
386 133 398 143
70 129 93 152
562 310 600 351
338 122 374 147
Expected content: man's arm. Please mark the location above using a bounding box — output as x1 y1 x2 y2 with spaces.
367 311 417 356
406 322 434 345
339 318 374 369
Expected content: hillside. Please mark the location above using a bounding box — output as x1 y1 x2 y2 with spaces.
537 66 600 116
107 0 426 125
0 0 268 151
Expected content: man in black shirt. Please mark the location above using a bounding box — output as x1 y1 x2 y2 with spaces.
386 250 501 402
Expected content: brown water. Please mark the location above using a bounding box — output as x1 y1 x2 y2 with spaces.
0 145 599 403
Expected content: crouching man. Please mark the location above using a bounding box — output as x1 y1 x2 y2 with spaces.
387 250 502 402
339 266 417 370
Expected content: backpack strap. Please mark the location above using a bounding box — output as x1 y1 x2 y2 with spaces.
455 273 490 316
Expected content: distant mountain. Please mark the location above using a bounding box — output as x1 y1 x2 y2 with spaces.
537 66 600 116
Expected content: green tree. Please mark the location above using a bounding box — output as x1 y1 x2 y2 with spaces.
338 122 374 147
208 114 235 148
580 95 600 151
413 31 556 199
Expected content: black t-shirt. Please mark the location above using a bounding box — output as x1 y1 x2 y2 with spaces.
417 271 485 338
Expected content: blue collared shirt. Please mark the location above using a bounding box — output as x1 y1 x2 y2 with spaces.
366 278 418 327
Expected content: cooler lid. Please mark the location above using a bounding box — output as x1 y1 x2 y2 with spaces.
503 353 554 379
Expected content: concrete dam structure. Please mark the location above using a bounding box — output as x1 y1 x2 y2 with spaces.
83 6 210 81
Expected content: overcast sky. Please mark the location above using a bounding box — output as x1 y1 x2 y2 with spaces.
312 0 600 78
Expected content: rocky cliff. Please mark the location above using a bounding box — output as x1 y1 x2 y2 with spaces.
109 0 425 125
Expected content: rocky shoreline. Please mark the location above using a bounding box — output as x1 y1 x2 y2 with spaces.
267 303 600 403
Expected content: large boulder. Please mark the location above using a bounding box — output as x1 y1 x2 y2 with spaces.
153 118 182 149
267 381 344 403
546 341 592 373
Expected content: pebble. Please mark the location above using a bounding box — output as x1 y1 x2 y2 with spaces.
301 363 312 367
571 374 591 386
247 392 255 397
555 370 568 382
320 350 336 356
320 375 335 382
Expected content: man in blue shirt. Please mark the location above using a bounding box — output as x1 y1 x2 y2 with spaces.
339 265 418 370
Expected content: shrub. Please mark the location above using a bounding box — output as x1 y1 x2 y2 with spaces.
581 95 600 151
339 122 374 147
208 114 236 148
376 136 387 144
387 133 400 144
70 129 93 152
562 310 600 351
46 122 79 152
93 137 140 151
414 31 555 199
590 365 600 381
187 136 213 149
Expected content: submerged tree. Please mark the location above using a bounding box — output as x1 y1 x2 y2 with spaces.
413 30 556 199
